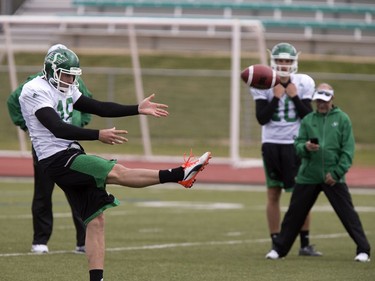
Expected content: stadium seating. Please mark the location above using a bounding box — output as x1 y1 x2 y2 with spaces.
5 0 375 56
71 0 375 13
71 0 375 25
71 0 375 44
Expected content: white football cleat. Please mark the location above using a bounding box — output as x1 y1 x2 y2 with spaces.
178 151 211 188
354 253 370 262
31 244 49 254
265 249 280 260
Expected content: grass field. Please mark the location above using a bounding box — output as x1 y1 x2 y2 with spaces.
0 180 374 281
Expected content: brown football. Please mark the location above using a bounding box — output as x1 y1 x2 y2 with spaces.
241 64 280 89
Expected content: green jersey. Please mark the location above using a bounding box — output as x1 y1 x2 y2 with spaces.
294 106 354 184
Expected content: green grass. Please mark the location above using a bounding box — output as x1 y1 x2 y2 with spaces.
0 181 374 280
1 52 374 166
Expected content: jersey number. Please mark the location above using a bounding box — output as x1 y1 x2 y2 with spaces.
57 97 74 122
271 97 298 122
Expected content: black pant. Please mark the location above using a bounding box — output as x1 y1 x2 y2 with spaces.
31 147 86 246
274 182 371 257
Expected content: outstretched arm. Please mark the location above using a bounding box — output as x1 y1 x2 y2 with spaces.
36 107 99 140
74 95 139 117
35 107 128 145
74 94 169 118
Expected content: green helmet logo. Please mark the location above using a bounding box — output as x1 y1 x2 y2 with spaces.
270 43 299 77
43 48 82 93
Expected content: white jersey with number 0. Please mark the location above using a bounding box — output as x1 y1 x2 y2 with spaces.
19 76 82 161
250 73 315 144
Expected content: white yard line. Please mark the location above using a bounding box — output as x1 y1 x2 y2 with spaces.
0 232 352 258
1 179 374 195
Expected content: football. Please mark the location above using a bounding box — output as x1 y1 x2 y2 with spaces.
241 64 280 89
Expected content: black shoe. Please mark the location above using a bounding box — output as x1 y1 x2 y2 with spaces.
299 245 322 256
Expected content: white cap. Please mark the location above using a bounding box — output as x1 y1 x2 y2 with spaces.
47 44 67 54
312 89 334 102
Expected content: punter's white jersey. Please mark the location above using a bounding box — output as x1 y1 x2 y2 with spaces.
250 73 315 144
19 76 82 160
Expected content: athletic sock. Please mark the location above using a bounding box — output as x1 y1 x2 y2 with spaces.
89 269 103 281
300 230 310 248
159 167 184 183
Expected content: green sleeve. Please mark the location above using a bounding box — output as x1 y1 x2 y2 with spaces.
72 77 93 127
294 119 310 159
331 114 355 181
7 73 41 131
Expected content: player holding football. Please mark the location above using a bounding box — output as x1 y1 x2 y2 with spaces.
19 47 211 281
249 42 321 256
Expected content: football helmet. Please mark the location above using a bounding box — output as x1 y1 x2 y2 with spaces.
43 48 81 93
270 42 299 77
47 43 67 55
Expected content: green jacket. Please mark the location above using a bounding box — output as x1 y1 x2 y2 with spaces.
7 72 92 131
294 106 354 184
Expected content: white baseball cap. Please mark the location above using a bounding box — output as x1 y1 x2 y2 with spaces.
312 89 334 102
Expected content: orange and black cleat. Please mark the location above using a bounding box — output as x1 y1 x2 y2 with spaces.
178 151 211 188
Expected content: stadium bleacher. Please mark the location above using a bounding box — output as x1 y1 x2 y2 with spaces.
72 0 375 18
69 0 375 56
5 0 375 56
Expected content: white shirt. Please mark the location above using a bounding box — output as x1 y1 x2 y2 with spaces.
250 73 315 144
19 76 82 160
